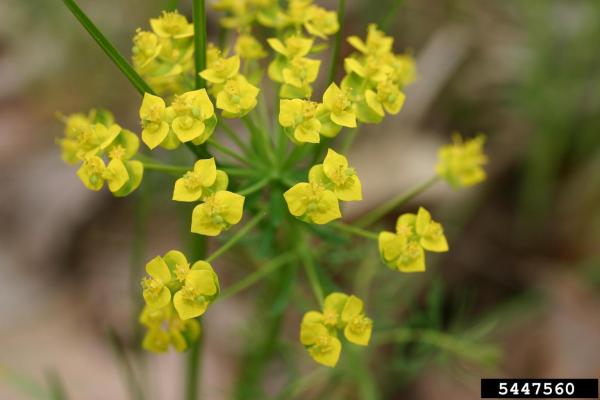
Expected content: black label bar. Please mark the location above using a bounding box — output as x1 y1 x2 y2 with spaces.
481 379 598 398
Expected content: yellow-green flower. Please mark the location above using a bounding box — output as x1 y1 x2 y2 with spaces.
299 292 372 367
141 255 173 309
284 182 341 224
140 93 170 149
436 134 487 188
300 314 342 367
150 10 194 39
317 83 356 137
216 75 260 118
132 29 161 69
235 34 267 60
191 191 245 236
308 148 362 201
76 155 129 193
139 304 201 353
267 35 313 59
378 207 448 272
200 55 240 84
171 89 216 144
278 99 321 143
340 295 372 346
280 57 321 98
173 260 220 320
344 55 392 84
304 6 339 38
173 158 229 202
347 24 393 57
365 80 406 117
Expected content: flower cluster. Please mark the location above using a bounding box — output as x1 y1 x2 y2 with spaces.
57 0 490 371
132 11 195 94
378 207 448 273
284 149 361 224
172 158 245 236
436 134 487 188
140 90 217 150
140 250 219 352
57 109 144 196
300 293 372 367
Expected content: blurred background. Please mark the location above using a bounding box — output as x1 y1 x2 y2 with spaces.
1 0 600 399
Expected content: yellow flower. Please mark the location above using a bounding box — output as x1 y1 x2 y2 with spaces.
299 292 372 366
300 314 342 367
267 35 313 59
365 80 406 117
140 93 170 149
283 182 341 224
235 34 267 60
191 191 245 236
216 75 260 118
171 89 216 144
139 304 201 352
308 148 362 201
141 255 173 309
200 55 241 84
173 260 220 320
173 158 229 202
150 10 194 39
340 295 372 346
378 207 448 272
280 57 321 99
76 155 129 193
347 24 393 57
344 55 392 84
317 83 356 137
304 6 339 38
278 99 321 143
132 29 161 69
436 134 487 188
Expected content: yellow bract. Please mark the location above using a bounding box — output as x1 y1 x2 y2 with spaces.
279 99 321 143
300 292 372 367
378 207 448 272
191 191 245 236
200 54 240 84
173 158 229 202
309 148 362 201
139 304 201 353
283 182 341 225
140 250 220 322
215 75 260 118
139 91 217 150
317 83 356 137
436 134 487 188
235 34 267 60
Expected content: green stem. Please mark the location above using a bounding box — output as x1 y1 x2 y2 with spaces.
206 211 267 262
355 176 439 228
107 328 145 400
185 340 201 400
185 235 206 400
243 116 276 166
299 250 324 308
218 120 252 155
218 252 296 302
237 177 271 196
380 0 406 32
141 161 189 175
340 127 359 154
221 166 261 177
331 222 378 240
193 0 207 89
208 139 253 166
327 0 347 85
61 0 154 96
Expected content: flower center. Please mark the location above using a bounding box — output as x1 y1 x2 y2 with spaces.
142 277 164 298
